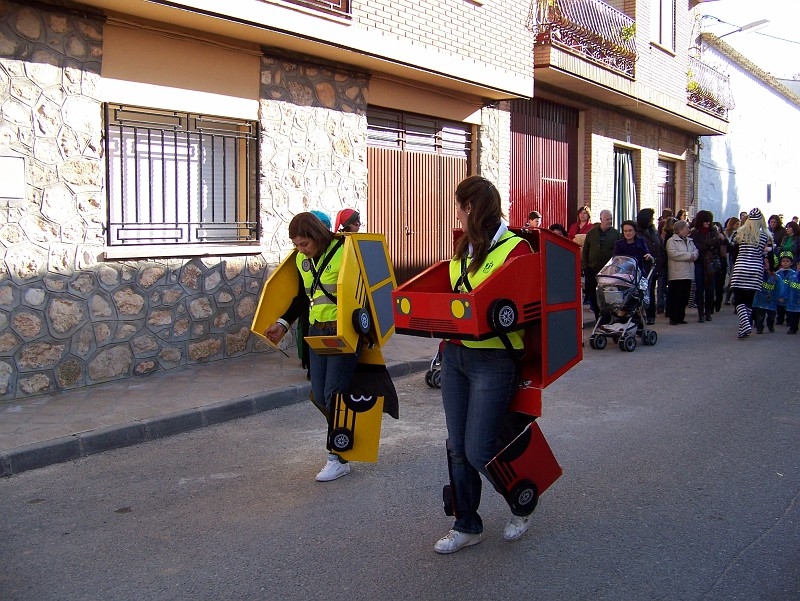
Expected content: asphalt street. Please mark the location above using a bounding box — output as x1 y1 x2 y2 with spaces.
0 309 798 600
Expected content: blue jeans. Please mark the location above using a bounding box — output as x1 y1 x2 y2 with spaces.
441 342 520 534
308 322 360 458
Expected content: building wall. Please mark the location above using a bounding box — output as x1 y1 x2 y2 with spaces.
0 3 371 399
699 47 800 223
587 106 694 220
353 0 532 78
257 53 370 261
0 0 519 400
478 101 512 212
633 0 696 114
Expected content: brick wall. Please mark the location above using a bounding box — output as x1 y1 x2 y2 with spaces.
587 105 694 217
353 0 533 79
633 0 695 109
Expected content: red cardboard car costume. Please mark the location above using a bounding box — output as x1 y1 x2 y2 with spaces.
392 226 582 519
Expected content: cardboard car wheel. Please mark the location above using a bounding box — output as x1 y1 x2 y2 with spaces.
488 298 518 333
442 484 454 516
593 334 607 350
329 427 354 452
352 308 371 335
510 479 539 515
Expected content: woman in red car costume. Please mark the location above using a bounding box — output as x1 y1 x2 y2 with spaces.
434 175 533 554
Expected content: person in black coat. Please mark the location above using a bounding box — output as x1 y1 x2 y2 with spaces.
636 208 663 325
689 210 724 323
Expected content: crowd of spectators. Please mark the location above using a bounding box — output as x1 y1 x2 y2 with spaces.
578 207 800 339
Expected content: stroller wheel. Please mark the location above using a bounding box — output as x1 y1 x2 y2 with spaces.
432 369 442 388
593 334 607 350
646 330 658 346
424 370 435 388
619 336 636 352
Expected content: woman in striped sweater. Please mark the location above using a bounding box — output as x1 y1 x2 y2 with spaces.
730 208 772 339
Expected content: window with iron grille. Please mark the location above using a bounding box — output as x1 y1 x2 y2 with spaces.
283 0 350 18
367 108 472 157
105 104 258 246
656 159 676 216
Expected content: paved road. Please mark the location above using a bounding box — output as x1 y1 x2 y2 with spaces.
1 311 798 600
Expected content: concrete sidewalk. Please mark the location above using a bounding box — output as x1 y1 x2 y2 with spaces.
0 334 442 477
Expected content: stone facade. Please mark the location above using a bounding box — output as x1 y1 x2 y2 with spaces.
0 2 370 400
258 53 369 263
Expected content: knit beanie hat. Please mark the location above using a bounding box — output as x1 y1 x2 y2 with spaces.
748 208 763 221
310 210 332 230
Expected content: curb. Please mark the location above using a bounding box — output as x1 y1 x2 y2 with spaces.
0 358 431 478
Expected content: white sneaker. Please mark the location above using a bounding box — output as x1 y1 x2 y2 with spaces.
503 515 531 541
434 529 482 554
315 459 350 482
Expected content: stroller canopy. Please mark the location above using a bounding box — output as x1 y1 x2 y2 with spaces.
597 256 640 285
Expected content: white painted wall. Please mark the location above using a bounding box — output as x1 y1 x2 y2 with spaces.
698 47 800 224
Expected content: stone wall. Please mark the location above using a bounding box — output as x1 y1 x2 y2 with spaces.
478 102 512 215
0 2 370 400
258 52 370 263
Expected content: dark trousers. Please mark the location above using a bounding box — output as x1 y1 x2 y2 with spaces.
694 263 715 317
666 279 691 322
585 269 600 319
753 308 776 331
645 277 656 320
714 267 726 311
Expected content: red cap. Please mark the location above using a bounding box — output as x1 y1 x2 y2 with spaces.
335 208 360 232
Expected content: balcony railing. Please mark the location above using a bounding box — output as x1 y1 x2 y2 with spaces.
687 57 735 118
527 0 637 77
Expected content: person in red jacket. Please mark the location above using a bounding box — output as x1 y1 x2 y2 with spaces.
567 206 593 240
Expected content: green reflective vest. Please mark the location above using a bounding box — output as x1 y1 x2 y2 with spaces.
297 238 342 325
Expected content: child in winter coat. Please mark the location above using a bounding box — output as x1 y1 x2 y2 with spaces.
752 269 778 334
775 251 800 334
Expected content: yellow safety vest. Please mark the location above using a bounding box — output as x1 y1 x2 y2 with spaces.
448 230 528 349
297 238 343 325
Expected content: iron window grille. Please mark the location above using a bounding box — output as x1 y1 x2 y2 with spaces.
283 0 350 18
105 104 259 246
656 159 676 215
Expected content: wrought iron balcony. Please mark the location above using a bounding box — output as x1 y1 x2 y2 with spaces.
687 57 734 118
527 0 637 77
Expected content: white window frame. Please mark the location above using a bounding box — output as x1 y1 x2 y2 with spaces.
650 0 676 52
104 104 259 254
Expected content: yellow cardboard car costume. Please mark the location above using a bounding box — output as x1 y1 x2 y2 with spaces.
251 233 398 462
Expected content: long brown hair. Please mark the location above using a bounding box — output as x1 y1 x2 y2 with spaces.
453 175 505 274
288 212 334 257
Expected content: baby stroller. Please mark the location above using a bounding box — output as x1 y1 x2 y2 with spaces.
589 256 657 352
424 340 445 388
